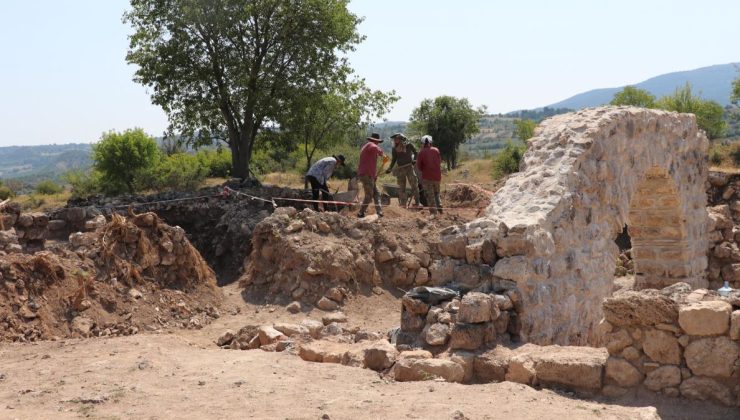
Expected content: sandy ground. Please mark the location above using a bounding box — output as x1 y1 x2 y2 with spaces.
1 284 739 420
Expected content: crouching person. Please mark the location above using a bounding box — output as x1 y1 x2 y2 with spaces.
305 154 345 211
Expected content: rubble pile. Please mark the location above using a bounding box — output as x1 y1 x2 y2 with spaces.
614 250 634 277
242 207 464 305
442 183 493 209
598 282 740 405
395 287 521 351
71 212 217 291
0 213 223 342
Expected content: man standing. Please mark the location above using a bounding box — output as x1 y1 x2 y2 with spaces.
385 133 420 207
305 154 345 211
357 133 385 218
416 135 443 214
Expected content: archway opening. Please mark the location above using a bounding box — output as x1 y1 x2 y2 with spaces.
627 166 692 290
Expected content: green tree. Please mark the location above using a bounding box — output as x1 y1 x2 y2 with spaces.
732 77 740 105
493 142 526 178
125 0 363 179
513 119 537 142
408 96 486 170
282 80 398 171
655 83 727 139
610 86 656 108
92 129 160 194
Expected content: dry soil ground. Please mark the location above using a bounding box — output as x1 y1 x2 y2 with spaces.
2 284 739 420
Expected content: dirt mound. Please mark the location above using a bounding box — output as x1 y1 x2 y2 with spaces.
241 205 480 306
442 183 493 209
0 213 223 342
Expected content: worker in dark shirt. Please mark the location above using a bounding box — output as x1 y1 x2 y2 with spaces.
385 133 420 207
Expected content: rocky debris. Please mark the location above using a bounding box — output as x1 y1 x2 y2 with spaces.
286 301 302 314
242 206 478 305
0 213 222 343
399 287 518 352
441 183 493 210
321 312 348 325
614 249 634 277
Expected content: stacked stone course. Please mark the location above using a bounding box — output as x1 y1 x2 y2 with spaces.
599 283 740 406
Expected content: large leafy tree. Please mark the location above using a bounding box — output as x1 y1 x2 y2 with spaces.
655 83 726 139
408 96 486 170
610 86 656 108
124 0 363 179
282 80 398 171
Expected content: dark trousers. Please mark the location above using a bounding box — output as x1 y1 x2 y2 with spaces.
306 175 329 211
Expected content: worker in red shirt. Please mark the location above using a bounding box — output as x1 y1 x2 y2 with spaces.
416 135 443 214
357 132 386 218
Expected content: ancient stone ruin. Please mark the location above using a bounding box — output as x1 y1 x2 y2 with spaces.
445 107 709 345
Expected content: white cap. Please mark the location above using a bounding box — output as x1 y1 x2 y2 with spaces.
421 135 433 144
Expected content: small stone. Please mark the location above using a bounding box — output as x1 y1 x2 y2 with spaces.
128 288 143 300
621 346 641 361
286 301 301 314
642 329 680 365
325 287 344 303
321 312 347 325
606 329 632 355
684 336 739 378
730 310 740 340
257 326 285 346
317 297 339 311
272 322 308 337
217 330 235 346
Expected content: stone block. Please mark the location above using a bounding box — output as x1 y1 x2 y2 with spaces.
423 323 450 346
458 292 493 323
492 256 528 282
449 322 493 350
642 329 681 365
644 365 681 392
602 291 677 327
392 358 465 383
605 357 642 387
684 337 739 378
473 348 512 382
731 310 740 340
679 377 735 406
362 340 398 371
532 346 608 391
678 301 732 336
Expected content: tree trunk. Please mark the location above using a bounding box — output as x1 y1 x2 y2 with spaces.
229 130 252 179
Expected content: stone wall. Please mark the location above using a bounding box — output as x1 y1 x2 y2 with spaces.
598 283 740 406
706 172 740 290
397 289 520 351
444 107 709 345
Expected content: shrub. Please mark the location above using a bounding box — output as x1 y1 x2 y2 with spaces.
137 153 207 192
35 180 63 195
0 185 14 200
63 169 102 198
196 149 232 178
493 142 526 178
93 128 160 194
710 149 723 165
731 145 740 166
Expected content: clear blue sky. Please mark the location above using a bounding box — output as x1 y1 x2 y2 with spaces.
0 0 738 146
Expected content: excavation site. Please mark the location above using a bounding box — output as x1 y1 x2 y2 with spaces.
1 107 739 419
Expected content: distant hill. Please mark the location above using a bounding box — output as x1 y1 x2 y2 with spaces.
545 62 739 110
0 143 92 184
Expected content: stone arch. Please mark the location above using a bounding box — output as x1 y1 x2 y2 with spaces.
460 107 708 345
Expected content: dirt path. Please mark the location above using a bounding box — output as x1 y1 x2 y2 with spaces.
1 284 738 419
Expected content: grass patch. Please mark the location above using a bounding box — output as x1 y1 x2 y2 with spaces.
13 192 71 212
